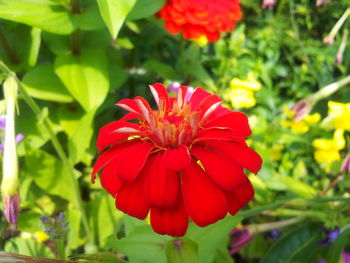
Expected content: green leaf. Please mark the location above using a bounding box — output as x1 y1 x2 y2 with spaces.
143 60 180 80
277 174 317 198
108 225 171 263
326 225 350 263
25 149 76 202
261 223 322 263
186 215 242 263
67 209 82 249
68 110 96 164
22 64 73 103
97 0 137 39
77 1 105 31
54 49 109 111
127 0 166 20
5 237 54 259
166 238 198 263
0 0 77 35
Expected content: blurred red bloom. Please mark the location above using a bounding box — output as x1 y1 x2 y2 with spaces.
158 0 242 42
92 84 262 236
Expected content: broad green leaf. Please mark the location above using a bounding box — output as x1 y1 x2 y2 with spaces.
143 60 180 80
77 2 105 31
97 0 137 39
17 211 42 233
261 223 322 263
127 0 166 20
186 215 242 263
42 32 70 55
0 24 41 71
68 110 95 164
108 225 171 263
22 64 73 103
166 238 198 263
25 149 75 202
0 0 77 35
326 225 350 263
55 49 109 111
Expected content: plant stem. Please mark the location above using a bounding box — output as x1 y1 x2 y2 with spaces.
248 217 302 234
0 60 93 245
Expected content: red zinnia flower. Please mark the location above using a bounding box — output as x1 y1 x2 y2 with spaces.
92 84 262 236
158 0 242 42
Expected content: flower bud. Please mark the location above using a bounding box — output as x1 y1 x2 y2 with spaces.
1 74 20 226
262 0 276 9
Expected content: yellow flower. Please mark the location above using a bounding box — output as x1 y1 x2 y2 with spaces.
34 231 49 243
312 130 345 166
327 101 350 131
281 106 320 134
229 73 261 109
271 144 284 161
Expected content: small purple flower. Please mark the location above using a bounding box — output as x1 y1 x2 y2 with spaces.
318 227 340 247
266 230 281 242
342 251 350 263
229 227 252 254
57 213 65 221
40 215 49 223
0 117 6 130
46 228 52 233
3 194 20 227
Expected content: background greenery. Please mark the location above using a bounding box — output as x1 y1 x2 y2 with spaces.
0 0 350 262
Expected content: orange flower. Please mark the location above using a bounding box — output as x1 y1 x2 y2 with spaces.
158 0 242 42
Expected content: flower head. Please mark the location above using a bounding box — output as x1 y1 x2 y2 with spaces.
281 106 320 134
326 101 350 131
158 0 242 42
312 130 345 169
92 83 262 236
262 0 276 9
318 227 340 247
229 227 252 254
229 73 261 109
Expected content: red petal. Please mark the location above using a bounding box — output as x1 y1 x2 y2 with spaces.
91 140 140 183
226 179 254 215
189 88 211 110
177 85 188 108
198 94 222 120
182 160 228 227
149 83 169 110
195 127 233 141
97 121 140 152
203 112 251 137
145 152 180 208
119 112 139 121
117 142 154 182
150 197 189 237
115 172 149 220
191 145 246 191
116 99 142 114
201 141 262 174
100 161 124 196
163 145 191 171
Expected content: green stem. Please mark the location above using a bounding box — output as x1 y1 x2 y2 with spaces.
248 217 302 234
56 239 66 260
0 60 93 245
70 29 81 56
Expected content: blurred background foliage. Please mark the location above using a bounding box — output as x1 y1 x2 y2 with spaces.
0 0 350 262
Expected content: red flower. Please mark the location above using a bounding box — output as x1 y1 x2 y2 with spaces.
158 0 242 42
92 84 262 236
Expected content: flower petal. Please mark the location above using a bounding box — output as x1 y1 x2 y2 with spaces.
189 88 211 110
201 140 262 174
163 144 191 171
182 160 228 227
226 179 254 215
115 172 149 220
195 127 233 141
117 143 155 182
198 95 223 120
97 121 140 152
150 197 189 237
91 140 140 183
149 83 169 110
203 111 251 137
191 145 246 191
116 98 142 114
145 152 180 208
100 161 124 197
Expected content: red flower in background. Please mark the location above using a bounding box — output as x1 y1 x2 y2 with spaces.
92 84 262 236
158 0 242 42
